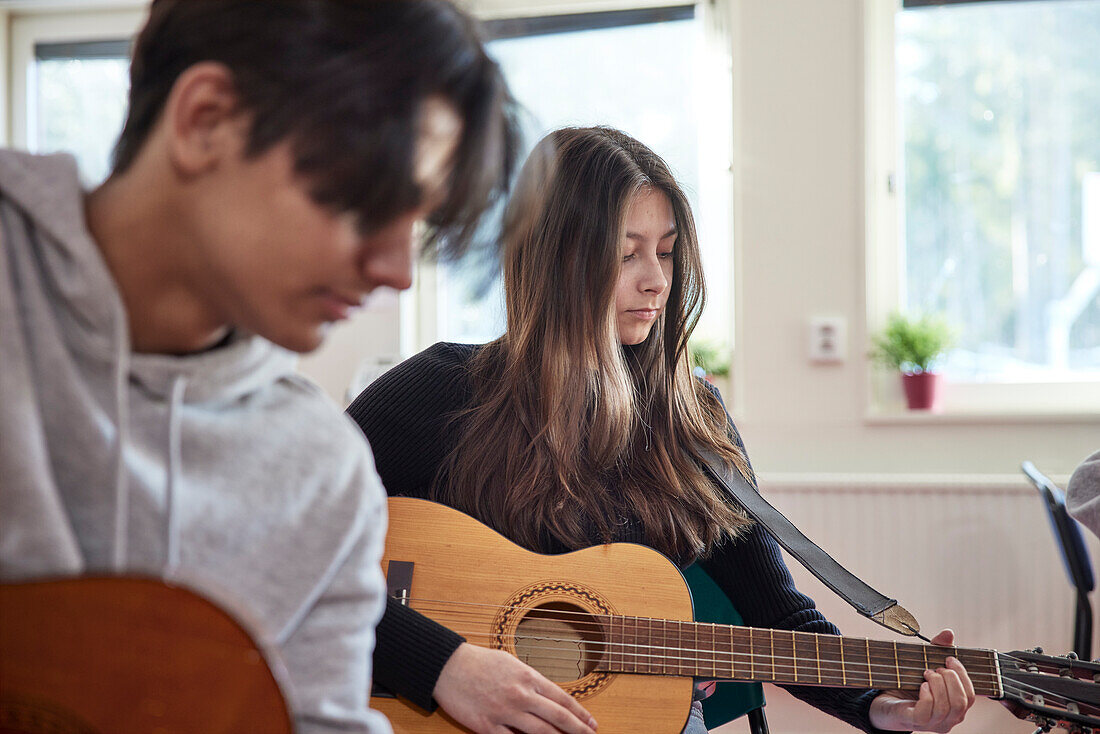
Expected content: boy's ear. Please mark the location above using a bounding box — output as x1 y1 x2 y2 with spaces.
163 62 248 176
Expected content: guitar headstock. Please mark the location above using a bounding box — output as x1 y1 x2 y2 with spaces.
998 648 1100 733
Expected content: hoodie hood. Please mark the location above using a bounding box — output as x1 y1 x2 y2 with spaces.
0 150 124 365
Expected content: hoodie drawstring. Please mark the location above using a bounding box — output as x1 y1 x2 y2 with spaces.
164 375 188 575
110 312 131 572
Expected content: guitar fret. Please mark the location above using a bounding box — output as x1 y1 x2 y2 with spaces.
865 639 873 687
770 629 778 682
631 616 637 674
815 633 822 684
893 640 901 688
690 620 699 677
679 620 687 676
674 620 682 675
623 615 631 672
652 617 660 675
792 631 798 683
726 624 735 679
721 625 730 682
749 627 755 679
609 615 618 671
840 636 847 685
633 615 642 674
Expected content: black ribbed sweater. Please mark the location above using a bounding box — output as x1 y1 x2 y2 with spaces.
348 342 892 733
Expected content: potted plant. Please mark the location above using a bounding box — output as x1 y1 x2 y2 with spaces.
690 338 731 386
869 312 955 410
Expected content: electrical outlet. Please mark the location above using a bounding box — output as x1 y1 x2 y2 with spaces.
809 316 846 364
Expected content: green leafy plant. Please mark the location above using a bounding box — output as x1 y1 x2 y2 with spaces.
690 338 731 377
869 312 955 374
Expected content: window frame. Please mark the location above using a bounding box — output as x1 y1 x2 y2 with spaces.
863 0 1100 420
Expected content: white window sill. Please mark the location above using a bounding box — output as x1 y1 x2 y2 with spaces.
864 408 1100 425
866 374 1100 424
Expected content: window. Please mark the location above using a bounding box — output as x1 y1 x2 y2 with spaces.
414 3 735 351
10 10 145 184
868 0 1100 414
31 41 131 185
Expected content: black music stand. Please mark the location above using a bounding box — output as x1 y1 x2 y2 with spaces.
1021 461 1095 660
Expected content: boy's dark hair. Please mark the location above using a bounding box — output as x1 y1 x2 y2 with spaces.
114 0 519 259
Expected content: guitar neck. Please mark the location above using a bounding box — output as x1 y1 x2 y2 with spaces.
595 616 1002 696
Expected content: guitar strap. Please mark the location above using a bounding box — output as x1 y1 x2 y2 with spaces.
698 447 927 639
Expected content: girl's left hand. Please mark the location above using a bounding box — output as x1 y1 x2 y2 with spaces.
867 629 976 732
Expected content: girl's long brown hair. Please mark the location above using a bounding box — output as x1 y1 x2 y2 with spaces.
436 127 752 560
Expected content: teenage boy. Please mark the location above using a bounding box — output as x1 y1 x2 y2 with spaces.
0 2 516 732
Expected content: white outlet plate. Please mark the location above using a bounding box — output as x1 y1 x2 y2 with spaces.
809 316 846 364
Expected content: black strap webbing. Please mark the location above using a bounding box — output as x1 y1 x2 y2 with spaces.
700 447 924 638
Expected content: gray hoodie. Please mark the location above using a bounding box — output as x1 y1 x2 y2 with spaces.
1067 450 1100 540
0 149 392 734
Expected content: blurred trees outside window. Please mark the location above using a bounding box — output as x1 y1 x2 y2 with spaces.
896 0 1100 382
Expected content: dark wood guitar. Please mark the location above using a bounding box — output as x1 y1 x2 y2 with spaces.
0 576 293 734
372 497 1100 734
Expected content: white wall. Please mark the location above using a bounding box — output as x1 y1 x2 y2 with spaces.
725 0 1096 478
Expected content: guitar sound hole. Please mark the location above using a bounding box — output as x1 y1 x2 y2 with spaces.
514 602 604 683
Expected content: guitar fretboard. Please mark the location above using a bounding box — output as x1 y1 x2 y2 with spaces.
597 616 1001 696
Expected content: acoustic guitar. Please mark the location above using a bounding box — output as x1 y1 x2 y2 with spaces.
372 497 1100 734
0 576 293 734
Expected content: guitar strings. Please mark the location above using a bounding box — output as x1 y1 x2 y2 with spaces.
384 605 1095 714
401 599 998 676
409 607 1003 677
402 595 981 656
448 628 1000 683
393 598 1095 681
414 624 1003 690
393 597 1078 692
402 595 991 659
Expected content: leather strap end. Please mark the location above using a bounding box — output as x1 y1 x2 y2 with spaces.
870 603 922 637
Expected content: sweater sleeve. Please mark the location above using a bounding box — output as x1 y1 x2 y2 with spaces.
371 599 466 711
699 382 894 734
347 343 477 710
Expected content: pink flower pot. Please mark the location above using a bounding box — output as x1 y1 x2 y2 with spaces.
901 371 940 411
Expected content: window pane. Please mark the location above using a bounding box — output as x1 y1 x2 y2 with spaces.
896 1 1100 382
33 46 130 186
439 12 730 345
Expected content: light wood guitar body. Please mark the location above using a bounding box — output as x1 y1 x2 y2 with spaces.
373 497 697 733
